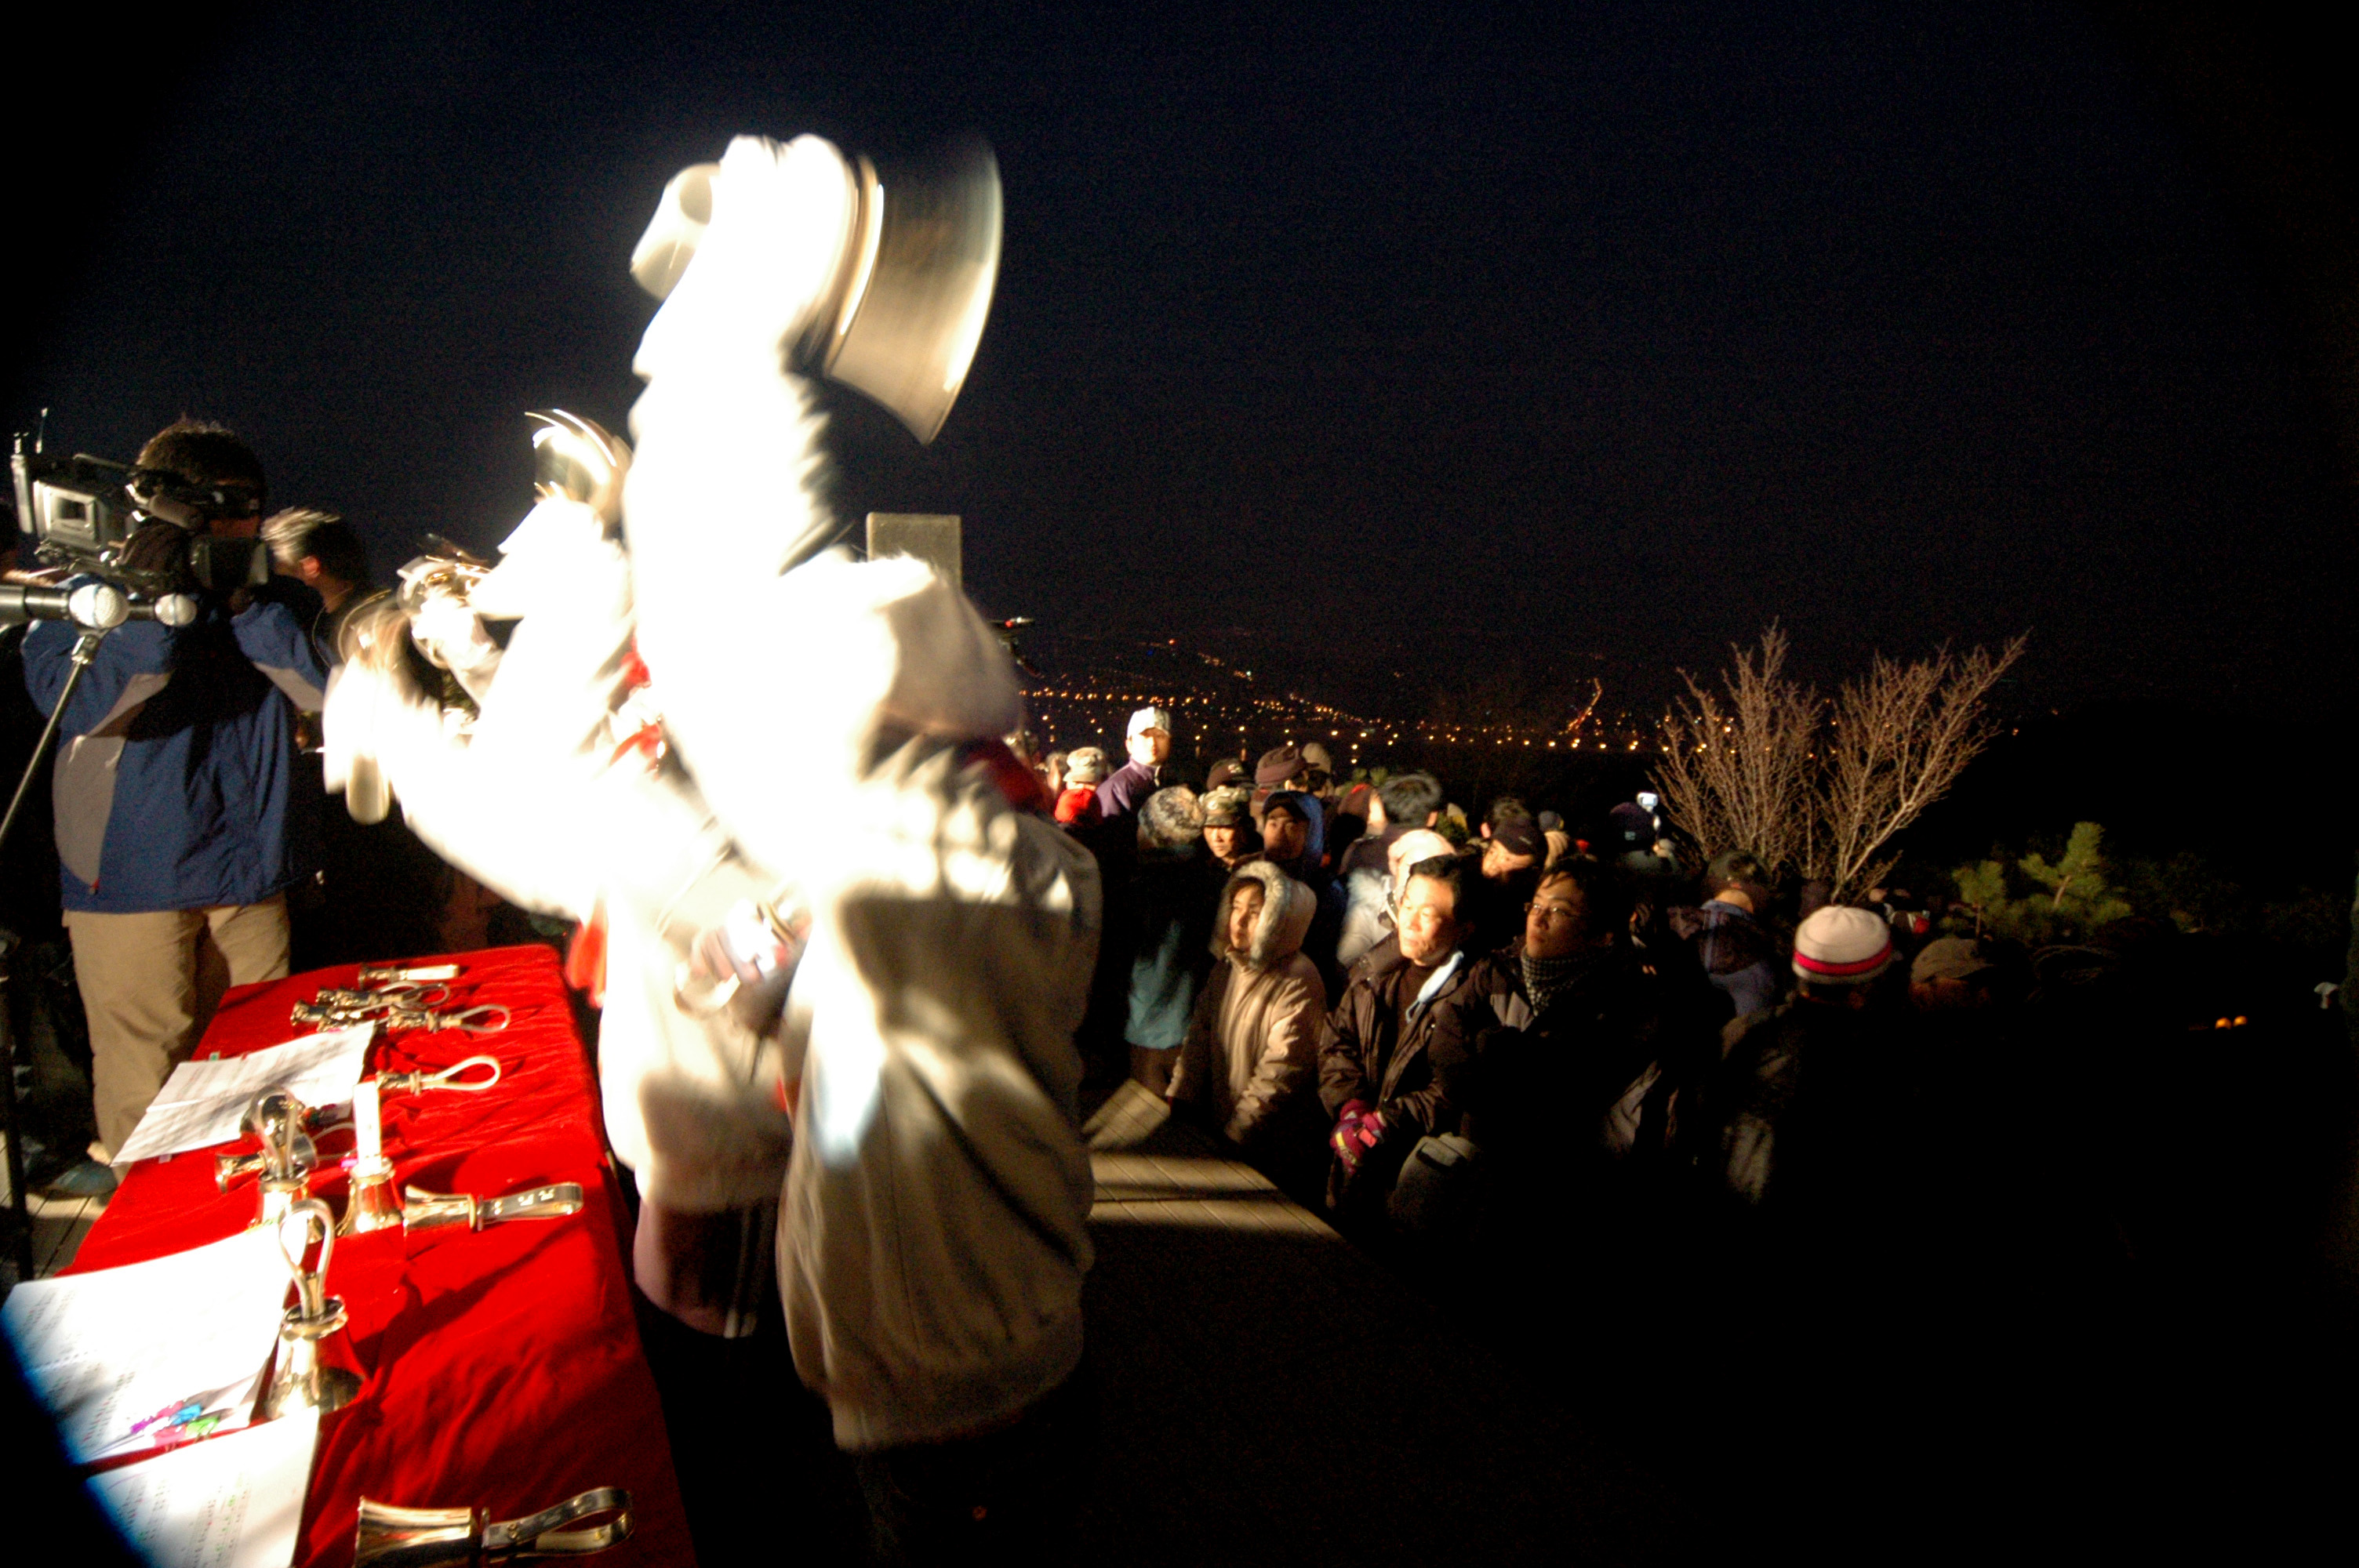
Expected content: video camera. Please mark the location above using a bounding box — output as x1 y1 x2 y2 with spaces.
9 429 272 607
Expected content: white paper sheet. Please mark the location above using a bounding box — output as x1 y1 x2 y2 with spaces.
1 1228 292 1464
89 1411 320 1568
113 1024 378 1166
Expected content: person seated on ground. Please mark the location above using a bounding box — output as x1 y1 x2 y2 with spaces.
1123 786 1213 1094
1168 861 1329 1189
1338 771 1445 883
1338 826 1457 977
1096 705 1172 827
1669 849 1783 1023
1438 856 1672 1269
1470 808 1547 953
1318 853 1485 1229
1200 784 1259 871
1056 746 1108 828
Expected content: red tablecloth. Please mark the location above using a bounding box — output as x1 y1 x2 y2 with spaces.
68 943 696 1568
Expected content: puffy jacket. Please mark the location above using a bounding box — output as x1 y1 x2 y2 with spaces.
1318 940 1483 1211
1169 860 1328 1149
1448 943 1671 1167
24 596 327 913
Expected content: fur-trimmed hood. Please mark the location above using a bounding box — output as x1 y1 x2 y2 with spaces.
1211 859 1316 971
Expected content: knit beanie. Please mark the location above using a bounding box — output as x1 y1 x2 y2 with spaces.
1792 906 1895 984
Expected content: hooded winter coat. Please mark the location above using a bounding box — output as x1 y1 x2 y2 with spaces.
1169 861 1327 1149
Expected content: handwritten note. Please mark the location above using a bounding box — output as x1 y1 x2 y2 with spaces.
113 1024 377 1166
2 1228 291 1463
90 1410 319 1568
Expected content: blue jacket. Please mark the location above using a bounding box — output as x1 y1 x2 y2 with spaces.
23 596 329 914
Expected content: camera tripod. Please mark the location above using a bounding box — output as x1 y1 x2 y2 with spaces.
1 626 112 1281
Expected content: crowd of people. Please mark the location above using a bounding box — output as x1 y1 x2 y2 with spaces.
1004 702 2359 1537
9 428 2354 1551
1023 702 2030 1266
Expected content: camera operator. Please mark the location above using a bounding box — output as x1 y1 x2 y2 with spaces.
19 418 327 1201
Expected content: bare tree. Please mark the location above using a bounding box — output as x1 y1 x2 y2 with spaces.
1816 636 2026 898
1653 626 1819 877
1653 627 2026 898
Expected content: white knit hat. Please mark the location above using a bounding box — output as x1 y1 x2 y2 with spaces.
1792 906 1895 984
1126 705 1172 739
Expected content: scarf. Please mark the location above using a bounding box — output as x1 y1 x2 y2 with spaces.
1521 948 1596 1019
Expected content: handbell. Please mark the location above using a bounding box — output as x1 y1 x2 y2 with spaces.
354 1489 632 1566
631 136 1004 445
257 1199 362 1419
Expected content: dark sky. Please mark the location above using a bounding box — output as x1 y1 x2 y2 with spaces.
10 2 2352 719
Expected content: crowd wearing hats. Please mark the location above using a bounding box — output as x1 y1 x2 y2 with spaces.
1010 713 2078 1272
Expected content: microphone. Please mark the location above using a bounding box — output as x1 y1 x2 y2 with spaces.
0 583 198 629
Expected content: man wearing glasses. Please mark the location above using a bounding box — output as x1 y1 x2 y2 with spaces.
1445 858 1671 1272
21 419 327 1204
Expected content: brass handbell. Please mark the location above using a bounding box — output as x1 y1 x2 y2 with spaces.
258 1198 363 1419
219 1088 318 1222
630 136 1003 445
354 1488 632 1566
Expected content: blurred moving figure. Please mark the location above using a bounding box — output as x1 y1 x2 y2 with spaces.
324 132 1100 1560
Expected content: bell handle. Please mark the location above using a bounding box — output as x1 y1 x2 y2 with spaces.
276 1196 336 1319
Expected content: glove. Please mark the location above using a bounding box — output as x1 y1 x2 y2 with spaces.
117 520 194 588
1330 1100 1386 1174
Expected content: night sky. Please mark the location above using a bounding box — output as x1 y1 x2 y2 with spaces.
10 2 2352 723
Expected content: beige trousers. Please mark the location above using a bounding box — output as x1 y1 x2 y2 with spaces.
64 895 292 1155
